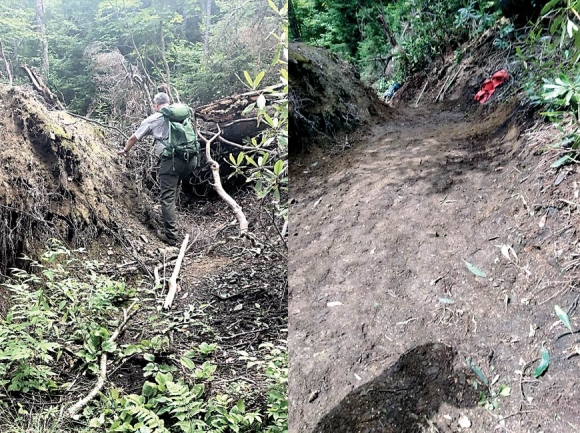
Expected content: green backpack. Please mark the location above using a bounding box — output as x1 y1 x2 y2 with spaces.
159 103 200 162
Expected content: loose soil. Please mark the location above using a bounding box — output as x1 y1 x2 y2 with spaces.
289 99 580 432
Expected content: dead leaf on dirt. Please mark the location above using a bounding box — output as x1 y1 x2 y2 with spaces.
554 170 567 186
438 297 455 304
497 244 518 263
462 260 487 278
326 301 342 307
396 317 418 325
430 276 444 285
539 214 547 228
308 390 320 402
500 244 511 261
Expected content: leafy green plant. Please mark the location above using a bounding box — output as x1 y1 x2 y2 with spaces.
227 0 288 232
0 240 137 395
539 73 580 166
466 357 511 412
239 342 288 432
74 325 116 374
477 381 511 411
196 342 218 356
493 21 515 50
142 354 177 378
92 371 262 432
454 0 499 39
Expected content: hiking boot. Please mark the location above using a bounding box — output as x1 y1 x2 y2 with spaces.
156 229 177 246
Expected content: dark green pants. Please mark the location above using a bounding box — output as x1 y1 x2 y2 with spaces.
158 156 197 241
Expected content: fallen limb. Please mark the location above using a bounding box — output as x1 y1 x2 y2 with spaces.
198 126 249 233
164 234 189 310
67 300 138 418
21 64 65 109
218 135 275 154
65 111 129 139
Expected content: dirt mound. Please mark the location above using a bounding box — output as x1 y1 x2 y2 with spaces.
391 27 521 114
289 42 390 154
0 85 128 273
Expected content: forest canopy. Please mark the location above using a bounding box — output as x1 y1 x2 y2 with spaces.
0 0 283 114
290 0 502 87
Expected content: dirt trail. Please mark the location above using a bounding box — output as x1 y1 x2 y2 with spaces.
289 104 580 432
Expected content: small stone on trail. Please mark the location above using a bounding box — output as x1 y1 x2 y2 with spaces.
308 390 319 403
233 304 243 311
458 415 471 428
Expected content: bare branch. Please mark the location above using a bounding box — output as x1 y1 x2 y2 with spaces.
218 135 275 154
164 234 190 310
67 301 139 418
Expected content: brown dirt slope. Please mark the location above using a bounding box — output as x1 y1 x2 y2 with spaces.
290 40 580 432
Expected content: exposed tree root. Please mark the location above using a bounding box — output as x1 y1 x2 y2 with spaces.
198 126 249 233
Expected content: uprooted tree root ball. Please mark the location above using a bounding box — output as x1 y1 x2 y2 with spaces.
0 85 128 274
289 42 390 155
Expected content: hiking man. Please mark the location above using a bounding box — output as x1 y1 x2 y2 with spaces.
118 92 197 246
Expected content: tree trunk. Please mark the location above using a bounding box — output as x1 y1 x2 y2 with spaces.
203 0 212 55
21 64 64 109
0 40 13 85
288 0 302 42
377 14 397 48
158 0 171 88
195 85 282 144
35 0 49 80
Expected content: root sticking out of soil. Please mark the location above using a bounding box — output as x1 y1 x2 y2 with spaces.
0 85 125 273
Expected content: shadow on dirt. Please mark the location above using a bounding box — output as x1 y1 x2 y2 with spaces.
312 343 478 433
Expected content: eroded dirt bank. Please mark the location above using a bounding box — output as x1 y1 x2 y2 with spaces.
289 102 580 432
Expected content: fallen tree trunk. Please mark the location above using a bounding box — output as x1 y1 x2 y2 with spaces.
195 85 281 144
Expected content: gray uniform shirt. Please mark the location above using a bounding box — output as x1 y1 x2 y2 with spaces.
134 112 169 157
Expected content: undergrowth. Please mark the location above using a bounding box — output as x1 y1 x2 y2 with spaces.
515 0 580 168
0 240 288 432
